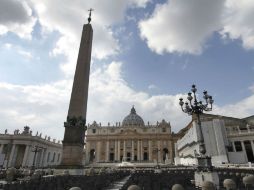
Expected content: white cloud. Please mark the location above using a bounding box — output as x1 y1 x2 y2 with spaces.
0 80 71 140
0 0 150 76
1 43 33 60
0 0 36 39
213 94 254 119
139 0 254 54
1 61 254 140
221 0 254 49
148 84 157 90
17 49 33 59
28 0 150 76
139 0 224 54
0 62 190 140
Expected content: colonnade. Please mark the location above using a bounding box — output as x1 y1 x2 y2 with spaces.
0 143 61 168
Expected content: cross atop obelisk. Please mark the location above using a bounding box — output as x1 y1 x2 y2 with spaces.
60 10 93 168
87 8 94 23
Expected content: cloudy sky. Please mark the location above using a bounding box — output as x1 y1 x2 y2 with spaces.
0 0 254 141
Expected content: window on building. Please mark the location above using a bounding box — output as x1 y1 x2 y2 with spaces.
92 129 96 133
126 141 131 147
239 126 247 131
162 128 166 132
234 141 242 152
226 141 233 152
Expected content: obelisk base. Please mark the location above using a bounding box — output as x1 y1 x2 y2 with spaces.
59 118 86 169
59 144 84 169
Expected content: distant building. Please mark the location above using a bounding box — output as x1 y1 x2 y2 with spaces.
85 106 178 165
175 114 254 166
0 126 62 168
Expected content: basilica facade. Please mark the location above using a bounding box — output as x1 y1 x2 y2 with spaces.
85 107 178 165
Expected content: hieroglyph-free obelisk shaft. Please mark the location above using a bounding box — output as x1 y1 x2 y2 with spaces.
61 23 93 168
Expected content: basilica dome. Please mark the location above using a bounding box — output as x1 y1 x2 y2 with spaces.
122 106 144 127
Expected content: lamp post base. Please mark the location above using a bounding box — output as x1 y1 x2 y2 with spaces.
194 170 219 188
197 156 213 171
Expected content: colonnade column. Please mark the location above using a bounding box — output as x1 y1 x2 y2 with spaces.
0 144 3 154
114 140 118 161
41 148 47 167
148 140 152 161
39 148 45 167
22 145 30 167
123 140 126 161
117 140 120 161
250 141 254 157
106 140 109 162
8 144 16 167
241 141 247 160
131 140 134 161
232 141 236 152
137 140 140 161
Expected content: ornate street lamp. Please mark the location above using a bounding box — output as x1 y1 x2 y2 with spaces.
179 84 214 170
31 145 43 169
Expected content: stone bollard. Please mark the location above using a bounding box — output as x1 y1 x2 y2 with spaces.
63 170 69 175
99 167 106 174
69 187 81 190
87 167 95 176
172 184 185 190
22 168 31 176
201 181 215 190
31 170 42 180
243 175 254 188
223 179 236 190
6 167 16 182
128 185 141 190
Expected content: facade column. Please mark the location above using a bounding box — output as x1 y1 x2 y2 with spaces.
106 141 109 162
8 144 16 167
140 140 143 161
117 140 121 161
137 140 140 161
96 141 101 162
22 145 30 167
123 140 126 161
114 140 118 161
148 140 152 161
170 140 174 162
131 140 134 161
157 141 161 163
85 142 90 164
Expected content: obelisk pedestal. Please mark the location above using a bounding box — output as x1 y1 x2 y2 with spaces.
60 23 93 169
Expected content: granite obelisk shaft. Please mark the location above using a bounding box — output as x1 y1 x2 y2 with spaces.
61 23 93 168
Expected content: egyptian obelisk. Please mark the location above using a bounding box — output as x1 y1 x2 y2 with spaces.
60 10 93 168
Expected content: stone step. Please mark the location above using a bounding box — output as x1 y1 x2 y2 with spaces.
104 175 130 190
